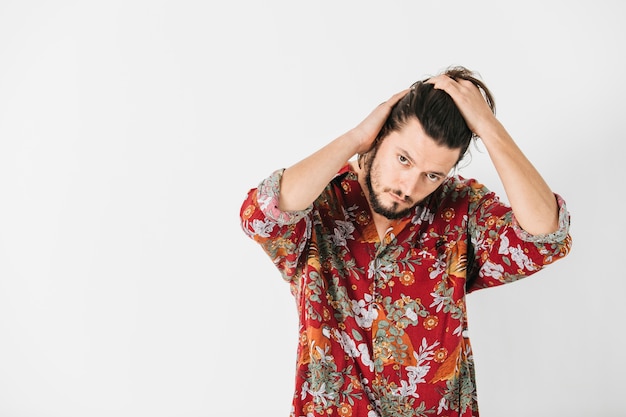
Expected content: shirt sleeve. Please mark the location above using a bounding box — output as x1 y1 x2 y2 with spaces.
465 182 572 293
240 169 313 283
510 194 570 244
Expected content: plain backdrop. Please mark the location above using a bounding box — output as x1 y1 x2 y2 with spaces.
0 1 624 416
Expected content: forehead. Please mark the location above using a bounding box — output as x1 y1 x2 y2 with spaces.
381 118 461 171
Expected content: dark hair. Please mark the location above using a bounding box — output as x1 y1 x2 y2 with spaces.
359 66 496 168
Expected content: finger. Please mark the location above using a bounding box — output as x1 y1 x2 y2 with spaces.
427 76 484 108
426 74 459 92
379 88 410 108
390 88 411 101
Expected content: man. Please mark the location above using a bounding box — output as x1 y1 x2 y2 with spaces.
240 66 571 416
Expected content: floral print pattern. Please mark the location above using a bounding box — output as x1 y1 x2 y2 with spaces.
240 165 571 417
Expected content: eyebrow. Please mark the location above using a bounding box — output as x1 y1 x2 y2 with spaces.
398 147 448 177
428 170 448 177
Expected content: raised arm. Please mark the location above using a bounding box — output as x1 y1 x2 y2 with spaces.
278 89 409 212
428 75 559 236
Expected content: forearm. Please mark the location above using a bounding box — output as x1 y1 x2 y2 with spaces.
278 130 361 212
424 74 560 235
480 122 559 235
277 89 409 212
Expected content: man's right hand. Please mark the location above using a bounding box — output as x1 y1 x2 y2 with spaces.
351 88 410 155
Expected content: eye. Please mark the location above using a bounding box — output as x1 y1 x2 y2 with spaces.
398 155 410 166
426 173 441 182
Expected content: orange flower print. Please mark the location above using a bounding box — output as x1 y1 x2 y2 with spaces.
241 204 255 220
374 341 392 362
350 376 363 390
399 270 415 286
433 347 448 363
423 315 439 330
356 210 370 226
338 402 353 417
485 215 499 228
468 182 484 200
341 180 352 193
441 208 455 222
469 193 481 203
303 401 315 414
470 181 484 190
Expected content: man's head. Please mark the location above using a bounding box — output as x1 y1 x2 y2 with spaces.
359 66 495 169
359 66 496 220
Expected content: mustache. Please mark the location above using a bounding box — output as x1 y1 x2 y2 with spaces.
385 188 414 205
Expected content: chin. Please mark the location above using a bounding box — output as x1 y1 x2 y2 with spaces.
375 204 413 220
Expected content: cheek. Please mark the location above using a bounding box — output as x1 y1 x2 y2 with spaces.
400 176 430 198
415 180 442 198
372 163 397 189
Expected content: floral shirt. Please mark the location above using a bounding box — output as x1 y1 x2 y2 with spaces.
240 164 571 417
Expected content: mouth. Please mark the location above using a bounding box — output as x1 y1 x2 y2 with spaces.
388 191 407 204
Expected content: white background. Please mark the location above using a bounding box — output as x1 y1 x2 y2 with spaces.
0 1 624 416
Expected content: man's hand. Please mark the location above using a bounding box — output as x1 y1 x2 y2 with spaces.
429 74 560 235
351 89 410 154
427 75 498 139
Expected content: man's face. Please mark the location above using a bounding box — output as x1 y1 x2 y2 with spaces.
364 117 461 220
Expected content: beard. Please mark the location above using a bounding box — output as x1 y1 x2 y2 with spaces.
363 154 416 220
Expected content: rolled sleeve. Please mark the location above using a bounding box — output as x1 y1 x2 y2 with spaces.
511 194 570 244
257 168 313 227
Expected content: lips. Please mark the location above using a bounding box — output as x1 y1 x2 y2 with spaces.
388 191 406 204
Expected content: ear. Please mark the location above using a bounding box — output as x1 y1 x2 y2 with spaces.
357 153 364 169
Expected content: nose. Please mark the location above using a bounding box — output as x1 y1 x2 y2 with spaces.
398 171 419 199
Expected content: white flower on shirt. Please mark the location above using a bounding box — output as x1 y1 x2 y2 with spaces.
394 379 418 397
337 330 359 358
498 230 537 271
301 381 334 407
429 292 448 313
392 338 440 398
368 258 394 281
351 294 378 328
250 218 274 238
412 206 434 225
437 397 449 414
405 307 418 322
331 220 355 247
428 258 446 280
508 245 538 271
337 329 375 372
482 261 504 280
358 343 375 371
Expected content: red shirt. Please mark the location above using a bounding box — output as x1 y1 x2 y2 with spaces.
240 165 571 417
